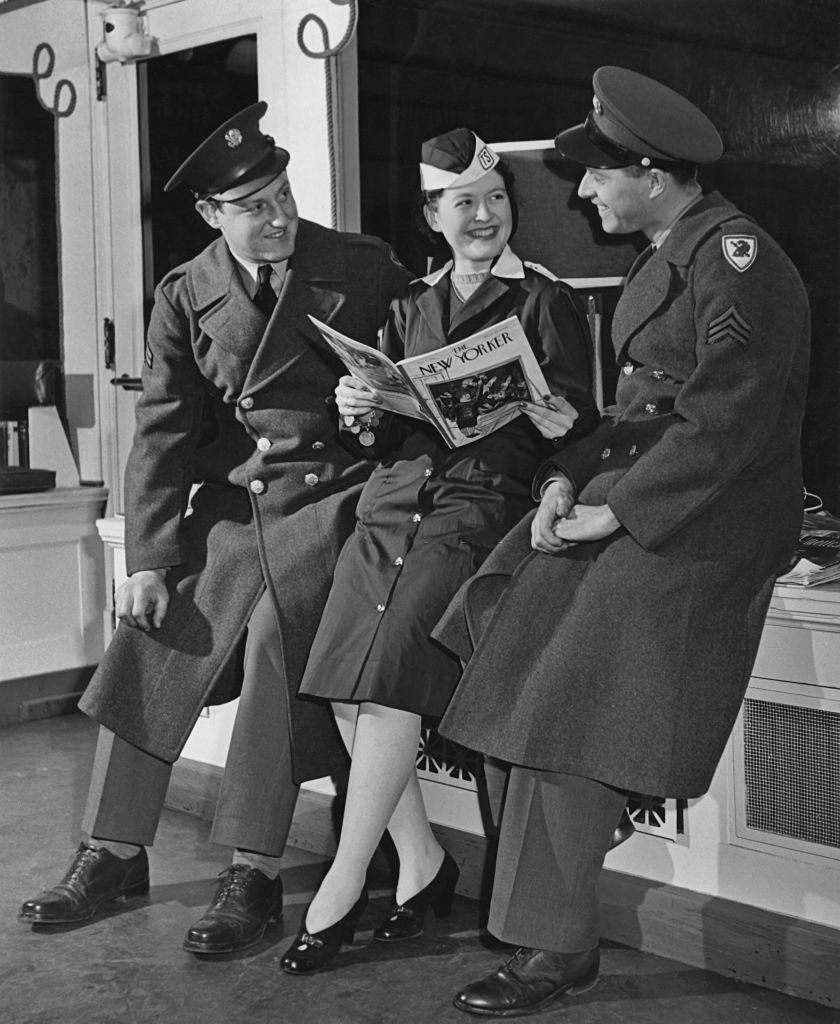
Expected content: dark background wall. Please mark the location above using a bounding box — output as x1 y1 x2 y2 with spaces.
356 0 840 514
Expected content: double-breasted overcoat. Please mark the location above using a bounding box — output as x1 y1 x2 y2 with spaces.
299 248 597 716
79 220 411 781
436 194 811 797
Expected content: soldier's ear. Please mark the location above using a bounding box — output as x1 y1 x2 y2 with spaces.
647 169 667 198
196 198 223 229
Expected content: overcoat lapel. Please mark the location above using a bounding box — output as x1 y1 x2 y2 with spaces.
415 284 450 349
449 275 511 336
239 220 347 396
611 193 748 363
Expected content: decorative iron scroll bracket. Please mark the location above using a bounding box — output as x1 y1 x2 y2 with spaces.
296 1 359 227
32 42 77 118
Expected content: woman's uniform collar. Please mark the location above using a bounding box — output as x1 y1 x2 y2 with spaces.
419 245 524 286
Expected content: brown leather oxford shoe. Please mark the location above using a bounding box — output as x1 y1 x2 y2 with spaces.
19 843 149 924
182 864 283 954
453 945 599 1017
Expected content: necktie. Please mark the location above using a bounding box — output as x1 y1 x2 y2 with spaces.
254 264 277 319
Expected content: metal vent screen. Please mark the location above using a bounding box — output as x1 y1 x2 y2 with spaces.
742 698 840 849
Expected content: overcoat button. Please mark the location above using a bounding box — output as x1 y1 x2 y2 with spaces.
394 556 404 566
256 437 271 451
622 364 634 375
651 369 666 380
249 479 265 494
311 441 325 450
600 447 611 460
304 473 319 486
424 468 432 477
376 603 386 612
412 513 422 523
645 403 658 414
240 396 254 410
629 444 638 456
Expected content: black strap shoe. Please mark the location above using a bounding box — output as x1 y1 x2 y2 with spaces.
453 945 599 1017
19 843 149 924
280 889 368 975
183 864 283 954
373 848 460 942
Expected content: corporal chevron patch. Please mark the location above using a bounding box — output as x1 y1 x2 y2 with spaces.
707 305 752 347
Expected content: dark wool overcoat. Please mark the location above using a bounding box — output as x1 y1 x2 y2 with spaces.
436 194 811 797
79 220 411 780
299 248 598 716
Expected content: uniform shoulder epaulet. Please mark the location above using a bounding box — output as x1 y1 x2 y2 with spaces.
523 260 560 282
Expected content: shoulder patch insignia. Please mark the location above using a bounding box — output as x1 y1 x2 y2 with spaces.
722 234 758 272
707 305 752 347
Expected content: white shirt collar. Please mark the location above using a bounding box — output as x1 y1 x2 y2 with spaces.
419 245 525 286
229 250 288 287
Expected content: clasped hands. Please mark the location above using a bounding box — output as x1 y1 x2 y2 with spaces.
531 478 621 554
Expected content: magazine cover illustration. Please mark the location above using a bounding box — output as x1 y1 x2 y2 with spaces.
308 314 574 448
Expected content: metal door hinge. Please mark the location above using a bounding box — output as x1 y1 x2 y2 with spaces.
103 317 115 369
96 57 107 101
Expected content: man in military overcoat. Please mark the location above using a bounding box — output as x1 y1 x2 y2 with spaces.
434 68 811 1017
19 103 410 953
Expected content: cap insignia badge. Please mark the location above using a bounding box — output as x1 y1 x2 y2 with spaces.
225 128 243 148
722 234 758 272
477 145 495 170
593 96 603 115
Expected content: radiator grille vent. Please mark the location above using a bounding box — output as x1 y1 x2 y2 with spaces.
742 698 840 849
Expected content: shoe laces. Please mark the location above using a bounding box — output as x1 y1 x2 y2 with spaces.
64 845 104 886
214 865 254 904
502 947 537 978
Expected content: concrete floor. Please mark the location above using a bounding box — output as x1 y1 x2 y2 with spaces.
1 713 836 1024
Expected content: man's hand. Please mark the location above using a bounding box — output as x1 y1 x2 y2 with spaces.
520 395 578 441
552 503 621 544
335 375 381 420
531 477 576 553
115 569 169 631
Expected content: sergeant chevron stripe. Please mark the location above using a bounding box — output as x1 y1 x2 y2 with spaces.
707 305 752 347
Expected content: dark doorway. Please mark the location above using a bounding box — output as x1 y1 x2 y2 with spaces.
139 35 258 314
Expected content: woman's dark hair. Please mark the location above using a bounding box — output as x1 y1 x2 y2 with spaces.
413 158 520 258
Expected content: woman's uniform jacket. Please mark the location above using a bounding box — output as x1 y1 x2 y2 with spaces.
436 194 811 798
79 220 411 782
298 248 597 717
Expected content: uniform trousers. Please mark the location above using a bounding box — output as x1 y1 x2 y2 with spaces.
488 767 627 952
81 588 299 856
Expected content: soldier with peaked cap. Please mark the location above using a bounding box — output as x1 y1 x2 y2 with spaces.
19 102 411 953
434 69 811 1016
277 127 597 975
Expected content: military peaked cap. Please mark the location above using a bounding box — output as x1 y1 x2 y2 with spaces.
164 101 290 200
555 67 723 169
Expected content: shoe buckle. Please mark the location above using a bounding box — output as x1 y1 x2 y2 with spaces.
299 932 323 949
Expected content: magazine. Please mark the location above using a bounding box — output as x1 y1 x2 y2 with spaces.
776 510 840 587
309 314 576 448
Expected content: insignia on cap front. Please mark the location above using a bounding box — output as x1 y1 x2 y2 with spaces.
593 96 603 115
225 128 243 148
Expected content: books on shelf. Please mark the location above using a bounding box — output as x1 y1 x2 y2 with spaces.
309 314 576 449
776 509 840 587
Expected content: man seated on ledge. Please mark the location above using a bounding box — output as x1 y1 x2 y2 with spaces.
433 66 811 1018
18 101 410 954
